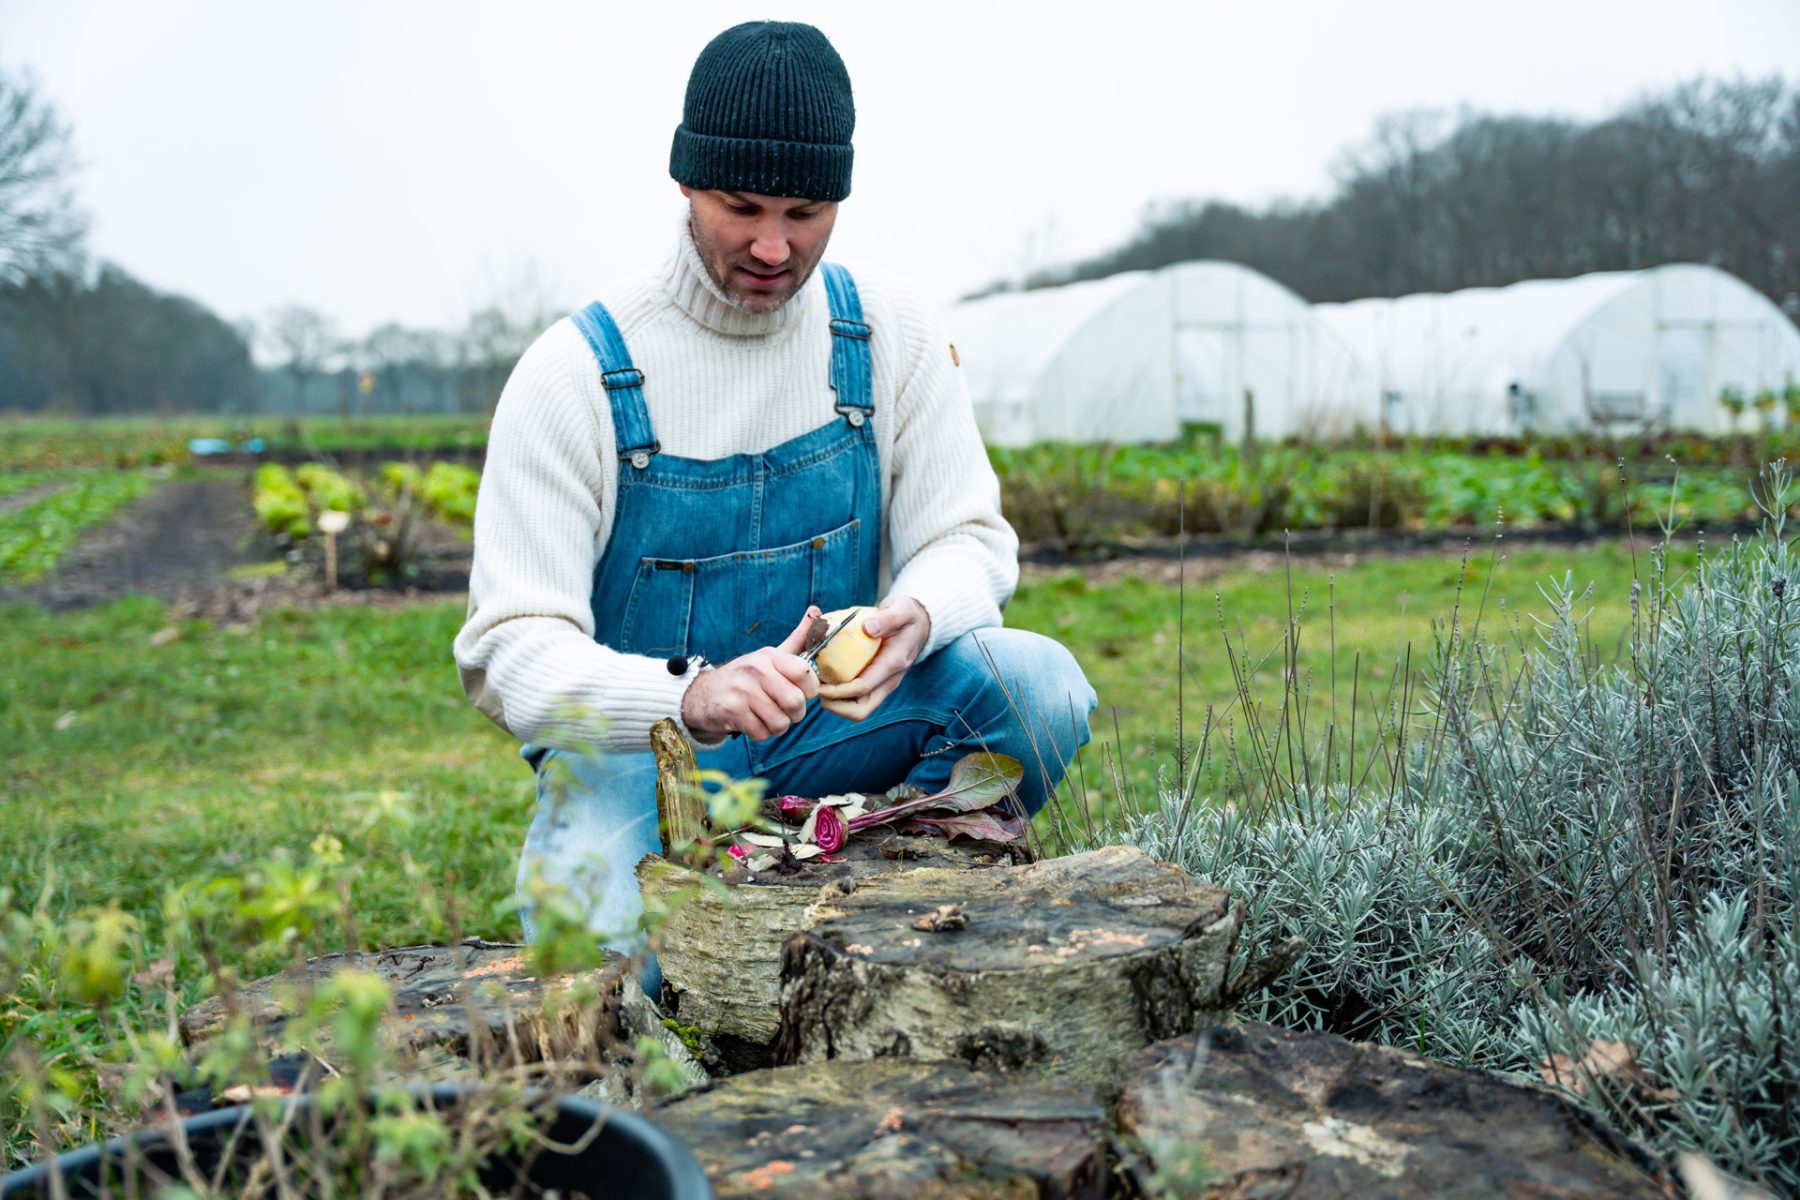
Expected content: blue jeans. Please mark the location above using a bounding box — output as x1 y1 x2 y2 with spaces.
515 627 1096 979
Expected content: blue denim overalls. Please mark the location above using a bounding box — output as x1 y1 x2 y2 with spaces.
515 266 1098 980
517 264 881 960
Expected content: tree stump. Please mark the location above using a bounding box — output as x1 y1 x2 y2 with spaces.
178 940 703 1107
1115 1022 1675 1199
640 826 1028 1067
775 845 1241 1093
649 1058 1104 1199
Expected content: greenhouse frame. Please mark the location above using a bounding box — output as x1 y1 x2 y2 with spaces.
1314 264 1800 437
948 262 1367 446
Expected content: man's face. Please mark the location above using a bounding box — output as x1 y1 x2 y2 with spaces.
683 186 839 313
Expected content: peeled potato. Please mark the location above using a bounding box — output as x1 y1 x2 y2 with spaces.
815 606 883 684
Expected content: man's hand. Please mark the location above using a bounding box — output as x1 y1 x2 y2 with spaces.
681 607 822 741
817 597 931 722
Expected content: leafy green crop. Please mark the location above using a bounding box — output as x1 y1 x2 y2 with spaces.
294 464 367 514
0 472 157 583
420 462 479 525
252 463 310 539
989 437 1783 543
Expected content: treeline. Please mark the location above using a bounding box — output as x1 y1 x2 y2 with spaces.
0 67 549 417
0 272 545 416
996 77 1800 312
0 267 256 413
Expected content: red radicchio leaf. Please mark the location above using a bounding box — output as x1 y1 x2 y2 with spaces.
776 795 815 825
812 804 845 853
846 753 1025 834
895 809 1028 844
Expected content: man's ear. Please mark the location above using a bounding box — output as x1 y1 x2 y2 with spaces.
678 184 692 200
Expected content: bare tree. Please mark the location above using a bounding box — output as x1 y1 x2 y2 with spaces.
0 67 86 287
457 258 570 414
263 304 337 411
362 321 415 414
1005 75 1798 313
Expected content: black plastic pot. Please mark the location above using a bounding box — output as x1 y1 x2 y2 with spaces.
1 1083 710 1199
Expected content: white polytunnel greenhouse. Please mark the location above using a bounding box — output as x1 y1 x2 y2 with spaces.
948 262 1368 446
1313 264 1800 437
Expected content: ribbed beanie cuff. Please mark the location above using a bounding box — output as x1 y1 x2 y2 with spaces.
670 22 855 202
670 129 853 203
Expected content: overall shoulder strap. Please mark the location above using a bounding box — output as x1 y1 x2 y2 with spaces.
569 301 658 469
820 263 873 426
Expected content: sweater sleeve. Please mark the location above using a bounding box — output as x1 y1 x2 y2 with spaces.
878 281 1020 655
452 325 711 753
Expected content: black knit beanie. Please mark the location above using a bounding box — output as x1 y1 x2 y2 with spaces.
670 22 855 202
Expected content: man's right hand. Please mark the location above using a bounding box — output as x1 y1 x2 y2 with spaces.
680 607 822 741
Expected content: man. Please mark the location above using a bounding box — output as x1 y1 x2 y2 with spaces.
454 21 1095 970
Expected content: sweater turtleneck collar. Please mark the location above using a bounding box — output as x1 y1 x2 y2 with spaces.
661 218 816 339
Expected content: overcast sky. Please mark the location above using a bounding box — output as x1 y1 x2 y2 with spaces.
4 0 1796 340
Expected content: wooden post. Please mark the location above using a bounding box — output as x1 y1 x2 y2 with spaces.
317 508 348 590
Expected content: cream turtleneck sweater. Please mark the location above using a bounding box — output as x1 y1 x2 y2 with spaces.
453 223 1019 753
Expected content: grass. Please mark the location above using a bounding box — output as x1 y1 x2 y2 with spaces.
1 537 1687 934
1009 536 1701 828
1 596 524 949
0 414 490 469
0 470 69 500
0 533 1705 1175
0 470 160 583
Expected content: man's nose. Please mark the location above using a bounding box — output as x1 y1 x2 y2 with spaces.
750 224 791 267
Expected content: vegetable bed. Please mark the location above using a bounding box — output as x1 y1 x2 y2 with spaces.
0 471 158 583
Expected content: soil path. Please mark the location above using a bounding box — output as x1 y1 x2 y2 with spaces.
0 476 270 610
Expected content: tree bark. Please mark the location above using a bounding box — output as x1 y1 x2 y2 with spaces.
1115 1022 1675 1199
650 1058 1104 1200
178 940 703 1107
639 828 1028 1067
775 845 1241 1095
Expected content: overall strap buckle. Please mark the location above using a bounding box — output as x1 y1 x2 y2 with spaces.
821 264 874 428
570 301 659 468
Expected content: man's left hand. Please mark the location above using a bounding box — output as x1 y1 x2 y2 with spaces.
816 596 931 722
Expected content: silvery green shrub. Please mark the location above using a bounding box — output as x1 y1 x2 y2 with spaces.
1102 463 1799 1195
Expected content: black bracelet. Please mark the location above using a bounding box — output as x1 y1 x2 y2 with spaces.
666 654 711 676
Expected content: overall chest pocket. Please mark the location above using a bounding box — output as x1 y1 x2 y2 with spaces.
618 517 864 662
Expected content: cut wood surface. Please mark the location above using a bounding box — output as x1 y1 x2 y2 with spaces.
178 941 703 1106
650 1058 1104 1199
1116 1022 1675 1199
776 845 1241 1092
640 826 1028 1064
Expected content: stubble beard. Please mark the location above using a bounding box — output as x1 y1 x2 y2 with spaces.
688 217 814 314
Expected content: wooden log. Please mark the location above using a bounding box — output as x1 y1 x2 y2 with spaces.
178 940 704 1107
650 1058 1104 1199
775 845 1241 1094
650 716 708 861
1115 1022 1676 1199
639 827 1028 1067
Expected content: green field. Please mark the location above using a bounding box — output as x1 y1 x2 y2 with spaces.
0 413 489 469
0 521 1713 1170
0 536 1688 938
